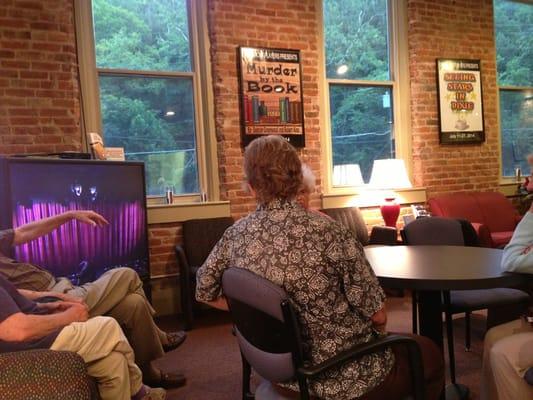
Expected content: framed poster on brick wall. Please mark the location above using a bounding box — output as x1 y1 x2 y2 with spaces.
238 46 305 147
436 59 485 144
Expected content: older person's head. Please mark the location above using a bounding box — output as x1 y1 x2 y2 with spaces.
244 135 302 205
296 163 316 209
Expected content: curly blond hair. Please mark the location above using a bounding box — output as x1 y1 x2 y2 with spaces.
244 135 302 204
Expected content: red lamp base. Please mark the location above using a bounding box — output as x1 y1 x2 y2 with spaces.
380 197 400 228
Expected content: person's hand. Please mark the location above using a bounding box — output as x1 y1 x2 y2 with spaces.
69 210 109 227
62 302 89 322
53 292 86 304
371 305 387 333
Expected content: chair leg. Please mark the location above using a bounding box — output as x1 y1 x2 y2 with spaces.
412 290 418 334
241 353 254 400
465 311 471 352
179 274 194 331
443 291 456 384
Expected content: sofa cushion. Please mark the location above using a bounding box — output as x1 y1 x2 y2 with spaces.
490 231 514 248
428 192 486 225
474 192 519 232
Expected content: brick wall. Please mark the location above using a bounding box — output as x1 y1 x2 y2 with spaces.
407 0 500 197
0 0 82 154
207 0 323 217
0 0 509 281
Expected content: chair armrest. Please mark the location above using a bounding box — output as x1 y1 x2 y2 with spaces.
525 367 533 386
369 226 398 246
470 222 493 248
175 245 191 279
297 333 425 400
298 334 419 377
0 349 95 399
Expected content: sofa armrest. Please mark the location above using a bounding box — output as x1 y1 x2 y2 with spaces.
470 222 493 248
369 226 398 246
0 349 95 399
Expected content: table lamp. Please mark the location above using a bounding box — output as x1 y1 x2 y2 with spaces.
332 164 364 187
369 159 412 228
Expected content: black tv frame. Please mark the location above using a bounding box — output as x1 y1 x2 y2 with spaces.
0 157 151 297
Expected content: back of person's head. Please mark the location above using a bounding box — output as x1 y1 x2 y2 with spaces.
244 135 302 205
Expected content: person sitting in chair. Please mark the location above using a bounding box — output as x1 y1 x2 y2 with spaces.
196 135 444 400
0 273 165 400
480 202 533 400
0 210 186 387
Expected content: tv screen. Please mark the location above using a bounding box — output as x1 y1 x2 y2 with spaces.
0 158 149 284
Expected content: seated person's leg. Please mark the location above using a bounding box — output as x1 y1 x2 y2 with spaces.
360 334 444 400
482 319 532 400
50 316 164 400
107 293 186 387
490 332 533 400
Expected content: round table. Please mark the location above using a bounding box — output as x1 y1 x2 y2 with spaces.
364 245 528 400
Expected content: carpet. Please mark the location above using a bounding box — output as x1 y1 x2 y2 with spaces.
155 296 488 400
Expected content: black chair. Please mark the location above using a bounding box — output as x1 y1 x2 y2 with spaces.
222 267 426 400
402 217 530 384
175 216 234 330
320 207 398 245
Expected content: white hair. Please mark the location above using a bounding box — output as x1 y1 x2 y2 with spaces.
300 164 316 194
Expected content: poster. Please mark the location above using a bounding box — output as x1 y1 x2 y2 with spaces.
238 47 305 147
436 59 485 144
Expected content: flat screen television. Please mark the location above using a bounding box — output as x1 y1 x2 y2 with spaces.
0 157 150 285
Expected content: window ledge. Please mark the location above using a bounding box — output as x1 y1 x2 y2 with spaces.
321 187 427 209
499 181 522 197
147 201 231 224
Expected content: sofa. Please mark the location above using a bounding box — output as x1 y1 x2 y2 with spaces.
428 191 522 248
0 349 98 399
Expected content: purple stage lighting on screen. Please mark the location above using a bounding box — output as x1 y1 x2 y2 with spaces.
1 159 149 283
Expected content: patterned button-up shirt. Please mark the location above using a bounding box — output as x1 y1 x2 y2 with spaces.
0 229 55 291
196 200 394 400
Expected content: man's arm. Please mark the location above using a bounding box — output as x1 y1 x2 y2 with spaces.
13 211 108 245
0 302 88 342
501 204 533 273
18 289 84 304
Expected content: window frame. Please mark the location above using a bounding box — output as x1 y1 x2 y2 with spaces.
318 0 412 195
494 0 533 182
74 0 219 203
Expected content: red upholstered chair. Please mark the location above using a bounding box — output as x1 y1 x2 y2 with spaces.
428 191 522 248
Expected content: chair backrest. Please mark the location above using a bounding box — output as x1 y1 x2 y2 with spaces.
182 217 234 267
402 217 465 246
320 207 369 245
428 191 519 232
222 268 302 383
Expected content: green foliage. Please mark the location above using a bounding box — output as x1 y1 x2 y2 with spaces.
324 0 392 181
494 0 533 176
93 0 198 195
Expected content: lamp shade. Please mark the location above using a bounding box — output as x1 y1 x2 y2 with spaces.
332 164 364 187
369 159 412 190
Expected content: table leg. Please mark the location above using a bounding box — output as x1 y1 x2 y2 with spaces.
417 290 469 400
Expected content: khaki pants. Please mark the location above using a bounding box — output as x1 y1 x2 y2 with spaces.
50 316 143 400
481 319 533 400
50 268 165 366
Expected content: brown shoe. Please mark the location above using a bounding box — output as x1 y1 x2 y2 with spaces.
163 330 187 352
145 371 186 389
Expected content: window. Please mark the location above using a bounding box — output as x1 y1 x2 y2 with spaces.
76 0 215 199
494 0 533 177
322 0 409 187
